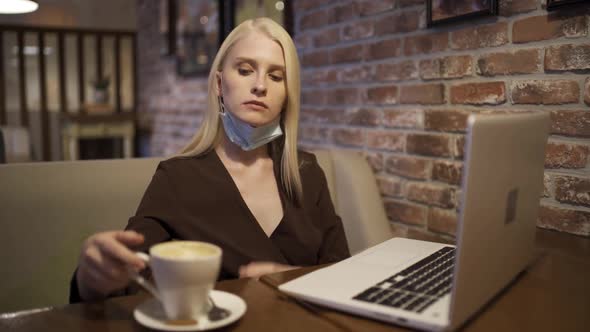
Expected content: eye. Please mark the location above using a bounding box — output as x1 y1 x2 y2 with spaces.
238 68 253 76
269 73 284 82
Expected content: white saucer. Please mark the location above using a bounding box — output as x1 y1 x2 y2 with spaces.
134 290 246 331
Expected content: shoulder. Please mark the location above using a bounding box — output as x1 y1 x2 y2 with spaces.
146 151 222 195
297 149 329 191
157 151 213 170
298 149 317 164
297 149 321 174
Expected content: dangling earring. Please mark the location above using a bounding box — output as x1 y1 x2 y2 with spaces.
218 96 226 114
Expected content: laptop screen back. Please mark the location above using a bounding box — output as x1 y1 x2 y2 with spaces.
448 112 550 330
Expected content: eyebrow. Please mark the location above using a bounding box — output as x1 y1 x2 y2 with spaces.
234 57 285 71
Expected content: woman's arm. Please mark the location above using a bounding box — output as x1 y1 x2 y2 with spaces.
70 164 176 303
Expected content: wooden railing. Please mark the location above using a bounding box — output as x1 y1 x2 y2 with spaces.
0 25 137 161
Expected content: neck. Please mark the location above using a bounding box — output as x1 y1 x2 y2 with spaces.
215 131 270 167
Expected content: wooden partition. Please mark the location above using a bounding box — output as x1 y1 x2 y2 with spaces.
0 25 137 161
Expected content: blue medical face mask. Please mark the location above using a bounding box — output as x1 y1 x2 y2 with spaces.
218 97 283 151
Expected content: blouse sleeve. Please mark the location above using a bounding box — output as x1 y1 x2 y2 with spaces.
308 154 351 264
69 163 175 303
124 162 177 250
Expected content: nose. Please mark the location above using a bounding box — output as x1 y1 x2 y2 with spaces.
251 76 267 96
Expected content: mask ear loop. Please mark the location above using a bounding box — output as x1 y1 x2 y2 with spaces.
218 96 226 114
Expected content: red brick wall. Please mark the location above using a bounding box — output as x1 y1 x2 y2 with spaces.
137 0 589 240
295 0 590 240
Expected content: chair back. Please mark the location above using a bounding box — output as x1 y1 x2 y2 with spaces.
0 158 162 313
313 149 393 255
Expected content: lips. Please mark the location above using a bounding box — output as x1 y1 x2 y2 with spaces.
243 100 268 109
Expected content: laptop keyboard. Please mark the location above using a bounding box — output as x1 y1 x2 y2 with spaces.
353 246 456 313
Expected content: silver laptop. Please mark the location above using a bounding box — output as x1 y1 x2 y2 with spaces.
279 112 550 331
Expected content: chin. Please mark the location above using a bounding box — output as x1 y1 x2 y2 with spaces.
236 111 276 128
246 118 272 128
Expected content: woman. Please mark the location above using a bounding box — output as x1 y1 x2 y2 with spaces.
71 18 350 302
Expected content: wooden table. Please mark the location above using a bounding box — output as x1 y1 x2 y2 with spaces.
1 229 588 331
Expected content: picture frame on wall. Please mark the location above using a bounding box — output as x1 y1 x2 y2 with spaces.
175 0 220 77
547 0 588 10
168 0 294 77
160 0 176 56
427 0 498 27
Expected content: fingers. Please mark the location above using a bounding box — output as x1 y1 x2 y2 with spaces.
76 230 146 300
114 230 145 246
94 232 146 269
79 256 127 294
77 250 130 300
83 245 130 281
239 262 278 278
239 262 297 278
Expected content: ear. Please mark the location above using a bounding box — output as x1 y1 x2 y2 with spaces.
215 71 222 97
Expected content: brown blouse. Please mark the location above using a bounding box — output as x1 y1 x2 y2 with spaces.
70 149 350 302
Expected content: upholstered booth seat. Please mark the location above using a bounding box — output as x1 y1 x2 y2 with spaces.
0 150 391 313
0 158 161 313
312 149 393 254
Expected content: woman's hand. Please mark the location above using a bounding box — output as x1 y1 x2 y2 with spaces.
238 261 299 279
76 230 146 301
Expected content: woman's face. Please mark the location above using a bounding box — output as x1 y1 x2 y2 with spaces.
217 31 287 128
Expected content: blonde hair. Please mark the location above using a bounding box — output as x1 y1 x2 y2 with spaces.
179 18 302 203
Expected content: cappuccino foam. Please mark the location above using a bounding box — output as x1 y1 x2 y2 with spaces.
153 242 217 260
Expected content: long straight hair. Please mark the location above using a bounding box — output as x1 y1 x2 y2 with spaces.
179 18 302 203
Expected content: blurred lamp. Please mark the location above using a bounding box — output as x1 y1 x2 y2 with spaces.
0 0 38 14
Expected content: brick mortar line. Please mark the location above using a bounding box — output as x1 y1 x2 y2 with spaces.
302 137 589 170
298 28 589 56
382 196 432 208
298 73 589 88
296 6 586 38
369 149 459 162
313 137 590 172
298 38 590 66
300 103 590 114
296 2 425 30
318 121 589 139
301 71 589 86
301 104 589 111
301 64 590 79
302 123 461 137
296 1 556 23
295 0 360 17
298 5 447 36
577 76 586 105
386 194 590 222
403 179 458 189
545 170 590 178
299 77 579 93
540 198 590 213
362 127 464 135
293 1 342 17
545 167 590 174
548 136 590 146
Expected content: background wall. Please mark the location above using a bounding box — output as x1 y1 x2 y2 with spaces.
1 0 138 161
137 0 590 239
0 0 136 30
137 0 208 156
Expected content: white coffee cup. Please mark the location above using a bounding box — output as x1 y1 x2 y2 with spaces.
130 241 222 320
